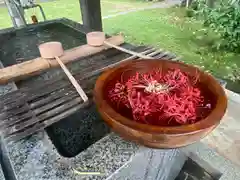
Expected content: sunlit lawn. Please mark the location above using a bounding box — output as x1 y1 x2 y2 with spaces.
0 0 150 28
103 7 240 83
0 1 239 88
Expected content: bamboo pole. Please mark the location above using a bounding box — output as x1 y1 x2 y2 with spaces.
0 35 124 84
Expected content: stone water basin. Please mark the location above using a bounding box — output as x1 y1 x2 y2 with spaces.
0 19 110 157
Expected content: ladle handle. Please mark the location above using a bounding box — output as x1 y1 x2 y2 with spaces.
103 41 153 59
55 56 88 102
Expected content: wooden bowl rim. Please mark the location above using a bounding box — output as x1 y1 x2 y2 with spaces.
94 59 228 134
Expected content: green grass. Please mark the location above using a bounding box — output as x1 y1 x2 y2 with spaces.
25 0 82 23
0 1 239 82
103 7 240 82
0 7 12 28
0 0 149 28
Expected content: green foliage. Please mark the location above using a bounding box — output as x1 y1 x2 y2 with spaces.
191 0 240 52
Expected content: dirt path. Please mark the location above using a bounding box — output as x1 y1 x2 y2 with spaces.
102 0 182 19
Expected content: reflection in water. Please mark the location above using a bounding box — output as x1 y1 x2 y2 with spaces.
0 23 87 67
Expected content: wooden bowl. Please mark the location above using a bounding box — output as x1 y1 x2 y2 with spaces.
94 59 227 148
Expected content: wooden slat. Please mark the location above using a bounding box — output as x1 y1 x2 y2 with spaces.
0 113 33 129
30 86 74 109
0 104 29 120
5 101 91 142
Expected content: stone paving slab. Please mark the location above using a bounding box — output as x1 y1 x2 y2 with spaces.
201 89 240 167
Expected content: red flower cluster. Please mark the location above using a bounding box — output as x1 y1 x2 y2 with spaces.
108 68 211 126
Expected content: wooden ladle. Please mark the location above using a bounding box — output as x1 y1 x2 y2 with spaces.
86 32 153 59
38 42 88 102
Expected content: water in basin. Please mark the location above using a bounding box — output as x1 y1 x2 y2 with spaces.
0 22 86 67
